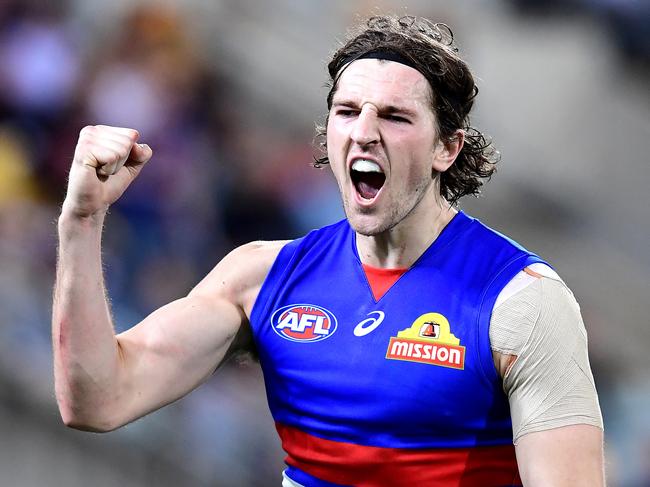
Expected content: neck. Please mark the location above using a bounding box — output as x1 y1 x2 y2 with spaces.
356 195 457 269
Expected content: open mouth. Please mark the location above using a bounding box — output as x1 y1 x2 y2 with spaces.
351 159 386 201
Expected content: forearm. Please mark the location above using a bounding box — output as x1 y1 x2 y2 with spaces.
53 210 122 431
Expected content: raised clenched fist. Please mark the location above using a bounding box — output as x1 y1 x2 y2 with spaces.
62 125 153 219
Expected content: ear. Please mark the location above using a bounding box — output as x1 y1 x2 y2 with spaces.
432 129 464 173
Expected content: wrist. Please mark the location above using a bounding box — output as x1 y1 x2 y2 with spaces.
58 204 108 231
60 197 109 219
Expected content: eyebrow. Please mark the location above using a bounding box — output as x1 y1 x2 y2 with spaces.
331 99 418 118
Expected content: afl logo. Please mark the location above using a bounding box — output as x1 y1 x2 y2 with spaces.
271 304 338 343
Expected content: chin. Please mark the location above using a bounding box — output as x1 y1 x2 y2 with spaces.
346 212 391 237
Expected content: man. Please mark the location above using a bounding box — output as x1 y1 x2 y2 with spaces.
53 15 604 486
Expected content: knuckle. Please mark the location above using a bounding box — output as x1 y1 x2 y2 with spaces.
116 145 130 158
107 150 122 165
79 125 94 138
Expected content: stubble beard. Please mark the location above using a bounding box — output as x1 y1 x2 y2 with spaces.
343 175 436 238
346 206 399 237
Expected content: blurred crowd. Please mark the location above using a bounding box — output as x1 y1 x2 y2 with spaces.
0 0 648 486
0 1 330 484
508 0 650 69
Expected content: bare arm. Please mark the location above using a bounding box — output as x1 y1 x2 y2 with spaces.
491 269 605 485
52 125 283 432
515 425 604 486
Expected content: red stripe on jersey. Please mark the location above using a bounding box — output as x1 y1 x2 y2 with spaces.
277 422 521 487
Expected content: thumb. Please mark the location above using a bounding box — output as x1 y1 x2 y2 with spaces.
129 143 153 164
110 143 153 191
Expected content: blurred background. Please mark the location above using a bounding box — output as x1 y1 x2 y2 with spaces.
0 0 648 485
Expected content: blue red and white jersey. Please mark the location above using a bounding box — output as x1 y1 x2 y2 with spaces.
249 211 546 486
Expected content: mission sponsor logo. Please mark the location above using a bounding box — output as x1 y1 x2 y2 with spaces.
385 312 465 369
271 304 338 342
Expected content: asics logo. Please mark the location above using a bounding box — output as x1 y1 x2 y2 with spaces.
353 311 385 337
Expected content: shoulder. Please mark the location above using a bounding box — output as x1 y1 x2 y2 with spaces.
228 239 292 269
491 264 579 358
463 213 531 253
451 214 545 291
493 263 563 309
190 240 291 315
490 265 581 378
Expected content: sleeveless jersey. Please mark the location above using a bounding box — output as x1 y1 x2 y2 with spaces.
249 211 546 487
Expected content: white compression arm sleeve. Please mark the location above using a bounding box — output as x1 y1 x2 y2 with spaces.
490 267 603 443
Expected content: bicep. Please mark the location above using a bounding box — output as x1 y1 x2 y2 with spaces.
114 293 244 424
515 424 604 486
108 240 286 427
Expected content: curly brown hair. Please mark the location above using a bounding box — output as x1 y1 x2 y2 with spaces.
314 15 499 205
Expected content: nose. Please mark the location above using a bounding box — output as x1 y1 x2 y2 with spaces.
350 106 380 147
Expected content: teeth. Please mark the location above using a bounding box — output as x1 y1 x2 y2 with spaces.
351 159 382 173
